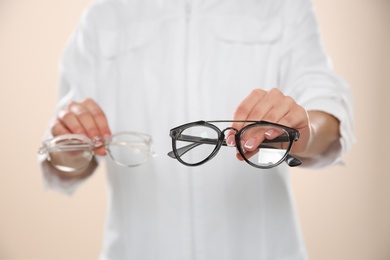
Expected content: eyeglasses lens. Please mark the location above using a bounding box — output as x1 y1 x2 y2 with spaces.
48 137 93 172
175 125 219 165
239 124 290 167
107 133 150 167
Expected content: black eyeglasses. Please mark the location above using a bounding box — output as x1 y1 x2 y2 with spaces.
168 120 302 169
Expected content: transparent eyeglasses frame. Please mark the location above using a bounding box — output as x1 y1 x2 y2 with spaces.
38 132 157 172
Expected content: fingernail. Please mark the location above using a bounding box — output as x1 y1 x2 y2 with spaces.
92 136 104 147
226 135 236 147
244 138 255 150
265 129 274 137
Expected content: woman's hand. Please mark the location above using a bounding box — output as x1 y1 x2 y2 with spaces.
227 88 340 160
51 98 111 156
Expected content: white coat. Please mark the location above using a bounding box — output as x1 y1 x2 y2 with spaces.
41 0 354 259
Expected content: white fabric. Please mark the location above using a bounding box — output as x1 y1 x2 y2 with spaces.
41 0 354 259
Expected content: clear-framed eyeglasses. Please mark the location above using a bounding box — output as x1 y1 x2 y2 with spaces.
168 120 302 169
38 132 157 172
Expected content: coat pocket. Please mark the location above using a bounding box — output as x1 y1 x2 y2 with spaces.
97 20 161 59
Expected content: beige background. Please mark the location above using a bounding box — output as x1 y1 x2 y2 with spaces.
0 0 389 259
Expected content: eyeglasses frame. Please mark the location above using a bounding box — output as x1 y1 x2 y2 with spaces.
38 132 156 170
168 120 302 169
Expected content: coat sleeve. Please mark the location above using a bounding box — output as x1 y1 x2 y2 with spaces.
38 6 101 194
278 0 355 168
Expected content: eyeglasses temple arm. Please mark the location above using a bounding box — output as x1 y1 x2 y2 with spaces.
40 143 92 153
285 154 302 167
167 142 201 159
167 135 221 159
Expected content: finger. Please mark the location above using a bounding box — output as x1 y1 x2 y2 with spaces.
58 101 107 156
51 119 71 137
231 89 267 131
69 101 101 139
77 99 111 156
260 92 295 123
82 98 111 138
263 126 285 141
276 103 308 130
57 103 87 135
246 89 298 125
236 149 258 161
227 89 267 146
239 125 266 152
